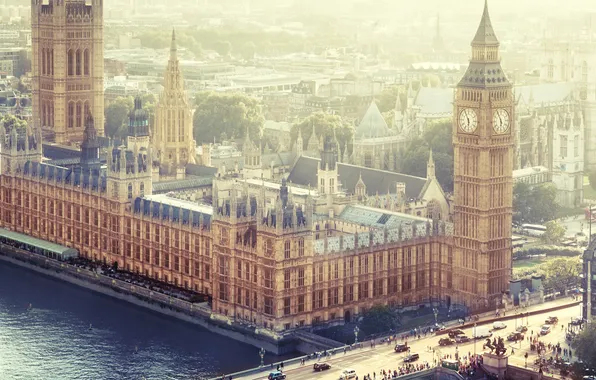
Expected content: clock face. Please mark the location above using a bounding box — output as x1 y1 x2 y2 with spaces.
493 109 510 134
459 109 478 133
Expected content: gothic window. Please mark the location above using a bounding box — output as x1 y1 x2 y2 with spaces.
68 102 74 129
41 48 46 75
127 183 133 199
84 101 90 120
264 239 274 258
83 49 89 76
140 183 144 197
574 135 579 157
76 49 81 76
284 240 291 259
329 178 334 194
559 135 568 158
76 102 82 129
320 178 325 194
50 49 53 75
68 50 74 76
547 59 554 79
298 238 305 257
364 153 372 168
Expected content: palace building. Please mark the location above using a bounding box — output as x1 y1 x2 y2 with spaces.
31 0 104 144
0 1 513 332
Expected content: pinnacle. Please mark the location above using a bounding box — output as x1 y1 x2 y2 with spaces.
472 0 499 45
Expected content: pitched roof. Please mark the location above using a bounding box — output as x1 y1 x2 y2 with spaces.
472 0 499 46
355 101 390 139
516 83 574 105
287 156 427 199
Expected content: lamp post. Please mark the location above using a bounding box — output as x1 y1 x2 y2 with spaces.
433 307 439 325
473 323 477 356
259 347 265 367
354 326 360 344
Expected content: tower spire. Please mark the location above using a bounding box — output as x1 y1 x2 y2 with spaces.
170 28 177 60
427 148 436 180
472 0 499 46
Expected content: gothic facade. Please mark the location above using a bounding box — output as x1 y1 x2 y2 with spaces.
31 0 104 144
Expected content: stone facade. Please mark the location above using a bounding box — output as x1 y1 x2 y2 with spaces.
31 0 104 144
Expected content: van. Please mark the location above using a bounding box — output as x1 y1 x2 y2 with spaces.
339 369 357 379
472 327 492 339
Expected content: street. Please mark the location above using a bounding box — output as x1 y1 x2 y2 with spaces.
238 302 582 380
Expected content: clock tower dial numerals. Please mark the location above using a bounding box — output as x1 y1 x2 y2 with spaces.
493 109 510 134
459 108 478 133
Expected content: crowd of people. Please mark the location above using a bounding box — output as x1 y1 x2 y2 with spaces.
356 362 431 380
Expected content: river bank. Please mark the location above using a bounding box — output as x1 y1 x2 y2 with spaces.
0 244 298 355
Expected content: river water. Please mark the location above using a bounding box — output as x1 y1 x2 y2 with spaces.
0 262 291 380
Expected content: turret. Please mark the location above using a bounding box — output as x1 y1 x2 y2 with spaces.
427 149 436 180
80 113 101 172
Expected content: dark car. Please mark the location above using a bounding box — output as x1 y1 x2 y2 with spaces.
268 371 286 380
439 338 455 346
313 363 331 372
516 325 528 333
404 353 420 363
545 316 559 324
394 343 408 353
448 329 465 338
507 332 524 342
455 335 471 343
571 317 583 326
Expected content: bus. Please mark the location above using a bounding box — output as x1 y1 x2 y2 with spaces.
512 235 527 249
521 224 547 237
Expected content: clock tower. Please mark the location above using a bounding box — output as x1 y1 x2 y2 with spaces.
453 0 513 310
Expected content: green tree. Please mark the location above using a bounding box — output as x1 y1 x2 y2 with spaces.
541 220 566 245
513 183 559 224
358 305 400 336
589 170 596 191
513 182 532 224
539 257 581 293
291 112 354 158
104 96 134 138
240 41 256 60
192 92 264 144
400 119 454 192
376 85 401 113
0 114 27 131
213 40 232 57
572 323 596 370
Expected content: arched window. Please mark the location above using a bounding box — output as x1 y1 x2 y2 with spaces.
320 178 325 194
76 49 81 76
298 238 305 257
547 59 554 79
140 183 145 197
364 153 373 168
329 178 334 194
83 49 89 76
50 49 53 75
41 48 46 75
127 183 133 200
76 102 82 129
68 50 74 76
68 102 74 129
284 240 291 259
264 239 274 258
84 101 90 119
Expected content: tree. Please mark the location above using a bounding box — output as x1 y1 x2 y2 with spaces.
240 41 256 60
213 40 232 57
376 86 401 113
104 96 134 138
400 119 454 192
359 305 400 336
572 323 596 370
0 114 27 131
539 257 581 294
513 183 560 224
589 170 596 192
291 112 354 158
192 92 264 144
541 220 566 245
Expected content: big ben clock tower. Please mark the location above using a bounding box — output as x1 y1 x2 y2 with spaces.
453 0 513 310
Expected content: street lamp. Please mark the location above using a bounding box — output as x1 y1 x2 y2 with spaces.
433 307 439 325
259 347 265 367
473 323 477 356
354 326 360 344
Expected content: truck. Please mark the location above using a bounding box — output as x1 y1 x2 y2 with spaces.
472 326 492 339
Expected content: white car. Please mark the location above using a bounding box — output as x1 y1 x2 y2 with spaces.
339 369 357 379
492 322 507 330
540 324 552 335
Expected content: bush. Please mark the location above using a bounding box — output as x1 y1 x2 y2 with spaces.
513 246 582 260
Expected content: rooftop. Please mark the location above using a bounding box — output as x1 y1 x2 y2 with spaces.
142 194 213 215
240 178 319 197
337 204 429 229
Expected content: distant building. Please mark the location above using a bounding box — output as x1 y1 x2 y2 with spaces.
513 166 550 185
0 47 27 77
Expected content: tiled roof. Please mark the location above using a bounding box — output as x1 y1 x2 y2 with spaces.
287 156 427 199
337 204 428 229
355 101 390 139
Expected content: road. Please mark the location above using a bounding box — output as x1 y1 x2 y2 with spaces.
239 303 581 380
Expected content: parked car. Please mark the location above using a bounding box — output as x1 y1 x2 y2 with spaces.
492 321 507 330
448 329 465 338
545 316 559 324
507 332 524 342
516 325 528 333
339 369 357 379
540 325 552 335
314 363 331 372
439 338 455 346
404 353 420 363
394 343 408 353
571 317 583 326
268 371 286 380
433 323 446 331
455 335 471 343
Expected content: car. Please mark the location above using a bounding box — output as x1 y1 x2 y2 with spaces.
394 343 408 353
455 335 471 343
448 329 465 338
540 325 552 335
516 325 528 333
339 369 357 379
492 321 507 330
432 323 446 331
268 371 286 380
507 332 524 342
404 353 420 363
545 316 559 324
439 338 455 346
313 363 331 372
571 317 583 326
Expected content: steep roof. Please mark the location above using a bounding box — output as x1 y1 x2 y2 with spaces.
287 156 427 199
472 0 499 46
355 101 390 140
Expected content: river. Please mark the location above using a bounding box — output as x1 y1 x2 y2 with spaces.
0 261 293 380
